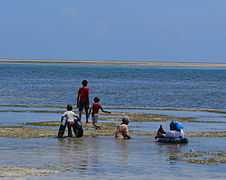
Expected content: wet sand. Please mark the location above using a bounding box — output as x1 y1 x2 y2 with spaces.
1 122 226 138
0 107 226 138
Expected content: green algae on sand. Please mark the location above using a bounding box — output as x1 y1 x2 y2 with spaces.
26 121 60 127
170 151 226 165
0 127 55 138
0 166 58 177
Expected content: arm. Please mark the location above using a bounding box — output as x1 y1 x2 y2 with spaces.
123 126 131 139
100 106 111 114
88 106 92 116
124 134 131 139
87 94 90 107
76 88 80 107
61 115 65 124
73 113 80 121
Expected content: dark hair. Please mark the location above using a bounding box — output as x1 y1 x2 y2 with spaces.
170 120 176 131
93 97 100 103
67 104 73 111
82 80 88 86
121 117 129 125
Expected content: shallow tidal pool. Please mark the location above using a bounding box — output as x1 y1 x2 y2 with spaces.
0 136 226 180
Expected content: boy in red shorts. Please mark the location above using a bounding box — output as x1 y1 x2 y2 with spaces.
76 80 90 123
89 97 111 129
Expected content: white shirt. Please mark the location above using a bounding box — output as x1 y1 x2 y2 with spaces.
166 130 184 138
62 111 77 122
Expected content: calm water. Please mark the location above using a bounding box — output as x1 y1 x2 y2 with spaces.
0 63 226 109
1 137 226 179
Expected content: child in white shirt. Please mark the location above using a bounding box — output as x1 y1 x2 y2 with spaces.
61 104 79 137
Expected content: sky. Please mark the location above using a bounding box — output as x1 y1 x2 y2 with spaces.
0 0 226 63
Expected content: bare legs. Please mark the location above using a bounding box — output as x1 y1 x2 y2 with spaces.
79 107 89 123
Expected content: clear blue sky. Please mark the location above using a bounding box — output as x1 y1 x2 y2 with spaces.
0 0 226 62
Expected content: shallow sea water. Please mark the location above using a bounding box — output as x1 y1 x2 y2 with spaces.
1 64 226 179
1 63 226 109
0 137 226 180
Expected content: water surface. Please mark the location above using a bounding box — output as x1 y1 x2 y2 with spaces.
0 137 226 179
1 63 226 109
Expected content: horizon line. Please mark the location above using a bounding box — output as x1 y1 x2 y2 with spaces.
0 58 226 68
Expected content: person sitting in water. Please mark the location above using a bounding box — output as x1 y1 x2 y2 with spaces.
61 104 79 137
170 120 177 131
155 125 166 139
166 121 185 138
115 117 131 139
89 97 111 129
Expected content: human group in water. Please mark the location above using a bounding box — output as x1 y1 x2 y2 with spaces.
59 79 187 143
59 80 131 140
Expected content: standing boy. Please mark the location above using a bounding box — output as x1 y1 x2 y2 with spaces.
76 80 90 123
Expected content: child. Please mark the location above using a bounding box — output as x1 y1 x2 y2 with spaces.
155 125 166 139
61 104 79 137
76 80 90 123
89 97 111 129
115 117 131 139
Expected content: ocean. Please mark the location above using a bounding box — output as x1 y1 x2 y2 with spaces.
0 63 226 109
1 63 226 179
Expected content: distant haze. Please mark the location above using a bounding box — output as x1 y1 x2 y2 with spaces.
0 0 226 62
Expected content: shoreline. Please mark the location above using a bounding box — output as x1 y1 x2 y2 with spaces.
0 59 226 68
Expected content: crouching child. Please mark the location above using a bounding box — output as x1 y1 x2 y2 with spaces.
155 125 166 139
115 117 131 139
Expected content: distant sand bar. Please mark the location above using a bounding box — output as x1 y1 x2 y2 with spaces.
0 59 226 68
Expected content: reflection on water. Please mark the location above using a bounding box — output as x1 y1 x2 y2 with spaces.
1 137 226 179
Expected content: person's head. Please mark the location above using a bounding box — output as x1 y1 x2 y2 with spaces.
66 104 73 111
121 116 129 125
82 80 88 87
93 97 100 103
159 125 163 129
170 120 176 130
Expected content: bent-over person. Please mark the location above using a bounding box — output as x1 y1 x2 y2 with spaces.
115 117 131 139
